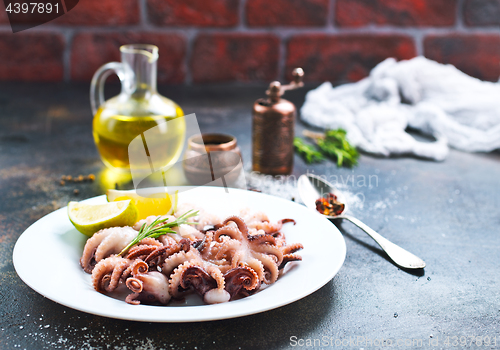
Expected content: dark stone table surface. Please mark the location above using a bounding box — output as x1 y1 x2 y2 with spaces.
1 83 499 350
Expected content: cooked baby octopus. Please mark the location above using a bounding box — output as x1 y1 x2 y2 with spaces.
80 208 303 305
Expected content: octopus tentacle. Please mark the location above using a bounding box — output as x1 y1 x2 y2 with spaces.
197 231 214 258
204 265 225 290
202 265 230 304
180 266 217 296
223 266 259 299
279 218 296 226
125 271 171 305
279 254 303 270
91 256 131 293
244 257 265 282
125 245 158 260
138 237 163 247
249 218 295 235
126 277 143 293
251 244 283 266
169 261 203 298
146 246 179 267
194 210 222 231
213 225 243 242
161 251 190 277
125 293 140 305
200 224 221 233
158 234 177 247
94 227 137 262
145 239 191 268
240 209 269 224
192 234 207 252
252 252 279 284
272 231 286 240
80 247 98 274
178 238 191 252
80 228 114 273
273 232 287 248
125 261 171 305
230 248 246 268
161 250 201 277
120 259 147 283
175 224 204 241
282 243 304 255
254 222 281 234
207 259 233 274
131 260 149 275
214 239 241 260
222 216 248 236
247 234 276 245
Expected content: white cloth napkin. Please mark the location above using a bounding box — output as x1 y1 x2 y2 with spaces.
300 56 500 160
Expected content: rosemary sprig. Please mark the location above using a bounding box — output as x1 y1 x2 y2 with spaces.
294 137 325 163
296 129 359 167
118 209 199 256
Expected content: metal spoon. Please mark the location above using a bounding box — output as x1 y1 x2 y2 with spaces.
298 174 426 269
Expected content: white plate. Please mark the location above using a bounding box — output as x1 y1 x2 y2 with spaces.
13 187 346 322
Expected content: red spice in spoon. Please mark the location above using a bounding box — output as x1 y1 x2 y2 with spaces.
315 193 345 216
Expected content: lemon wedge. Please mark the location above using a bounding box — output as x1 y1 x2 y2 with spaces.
68 200 138 237
106 189 178 220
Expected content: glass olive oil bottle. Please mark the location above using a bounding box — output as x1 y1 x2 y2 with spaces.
91 44 185 173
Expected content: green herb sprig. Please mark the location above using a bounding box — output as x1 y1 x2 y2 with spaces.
293 137 325 163
295 129 359 167
118 210 199 256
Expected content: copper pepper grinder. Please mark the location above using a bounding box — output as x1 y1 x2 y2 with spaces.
252 68 304 175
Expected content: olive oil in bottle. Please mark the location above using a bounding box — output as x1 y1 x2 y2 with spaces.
93 95 185 172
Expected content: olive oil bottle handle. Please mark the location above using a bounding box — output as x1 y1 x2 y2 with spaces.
90 62 128 116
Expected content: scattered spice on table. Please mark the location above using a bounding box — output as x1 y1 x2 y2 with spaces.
59 174 95 195
59 174 95 185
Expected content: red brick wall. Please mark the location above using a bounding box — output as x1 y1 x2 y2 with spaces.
0 0 499 83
